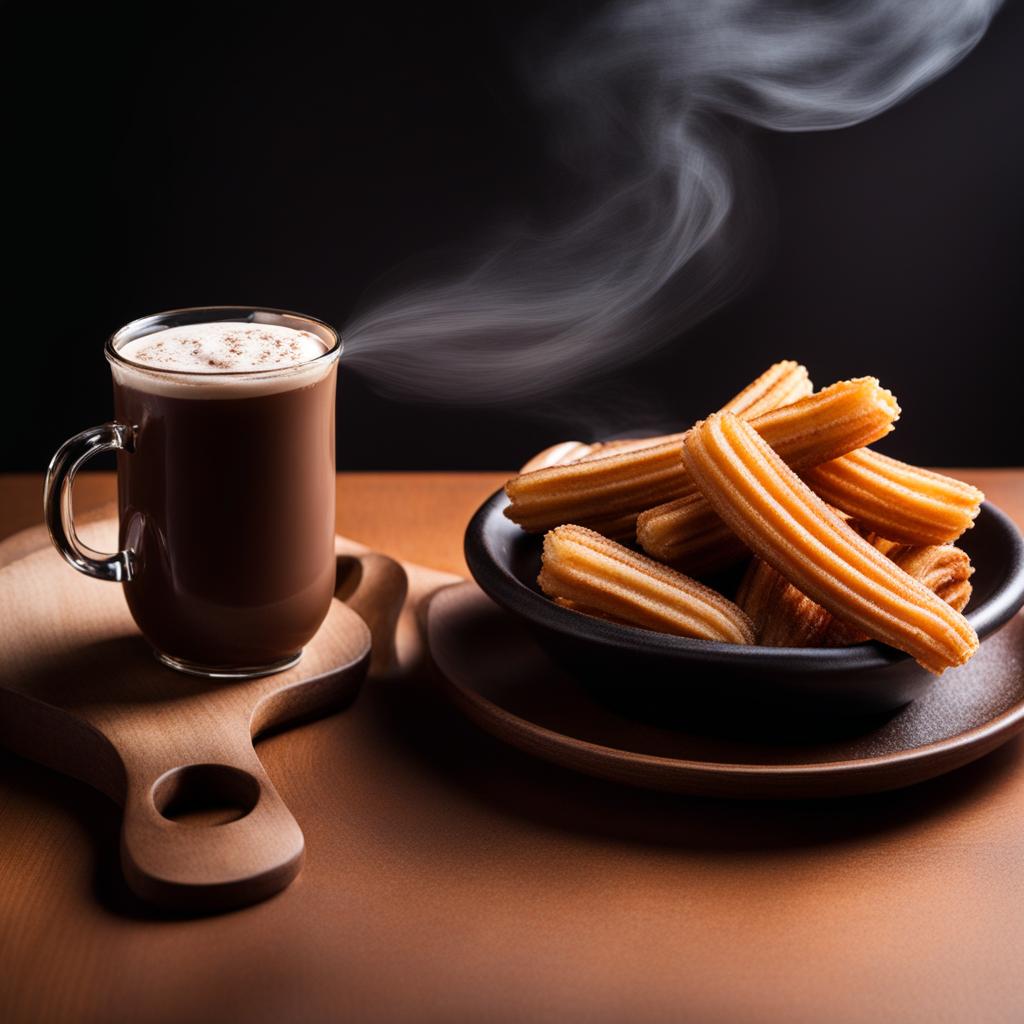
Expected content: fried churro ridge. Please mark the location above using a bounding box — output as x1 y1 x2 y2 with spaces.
520 360 813 471
682 413 977 673
636 378 900 569
508 376 897 538
519 441 597 474
538 524 755 644
573 361 812 463
803 449 983 545
719 359 813 419
739 541 974 648
736 558 837 647
636 492 748 576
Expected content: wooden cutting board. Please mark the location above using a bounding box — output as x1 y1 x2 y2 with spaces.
0 516 383 913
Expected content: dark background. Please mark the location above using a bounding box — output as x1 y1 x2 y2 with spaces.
5 1 1022 472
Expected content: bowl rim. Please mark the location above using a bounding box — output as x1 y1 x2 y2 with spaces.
464 488 1024 673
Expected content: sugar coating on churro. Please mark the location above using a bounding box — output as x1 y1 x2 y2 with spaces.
750 377 900 470
575 433 689 463
736 558 838 648
506 375 898 538
507 360 982 667
636 492 748 576
740 541 973 649
516 360 812 474
682 413 978 673
820 542 975 645
635 378 900 571
506 439 691 537
519 441 597 474
571 361 812 465
803 449 983 546
719 360 813 419
885 543 974 613
538 525 755 644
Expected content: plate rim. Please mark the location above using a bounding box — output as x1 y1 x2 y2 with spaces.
427 582 1024 795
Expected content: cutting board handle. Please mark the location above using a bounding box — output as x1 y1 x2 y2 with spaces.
119 724 304 912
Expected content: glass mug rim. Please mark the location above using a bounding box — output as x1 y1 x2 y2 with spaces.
105 305 343 384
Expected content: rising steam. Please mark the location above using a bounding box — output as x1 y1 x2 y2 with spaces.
343 0 1001 404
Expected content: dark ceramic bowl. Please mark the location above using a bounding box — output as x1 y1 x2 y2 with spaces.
465 491 1024 720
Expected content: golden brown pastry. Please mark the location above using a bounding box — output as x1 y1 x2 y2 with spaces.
574 433 688 463
574 359 815 463
635 378 900 567
803 449 984 545
538 524 755 643
735 557 836 647
886 542 974 612
742 377 900 469
507 377 899 537
507 438 694 538
682 412 978 673
516 360 812 473
739 541 974 648
518 441 598 474
636 493 747 577
718 358 814 419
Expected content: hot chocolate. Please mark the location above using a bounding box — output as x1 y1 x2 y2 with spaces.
101 321 338 673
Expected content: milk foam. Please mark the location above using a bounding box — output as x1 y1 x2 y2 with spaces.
112 321 336 398
118 322 327 373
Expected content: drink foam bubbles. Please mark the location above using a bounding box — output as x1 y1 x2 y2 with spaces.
118 322 327 373
111 321 336 398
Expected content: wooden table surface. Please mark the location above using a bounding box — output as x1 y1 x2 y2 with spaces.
2 469 1024 1024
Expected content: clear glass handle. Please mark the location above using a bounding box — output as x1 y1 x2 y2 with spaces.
44 422 135 582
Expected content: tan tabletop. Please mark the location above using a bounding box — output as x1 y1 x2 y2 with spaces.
2 470 1024 1024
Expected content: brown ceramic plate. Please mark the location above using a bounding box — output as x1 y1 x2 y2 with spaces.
426 582 1024 798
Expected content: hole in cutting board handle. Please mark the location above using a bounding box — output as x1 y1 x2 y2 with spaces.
153 764 260 827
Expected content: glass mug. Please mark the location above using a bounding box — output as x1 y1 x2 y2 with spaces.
44 306 341 678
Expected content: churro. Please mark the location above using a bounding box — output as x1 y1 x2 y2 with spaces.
803 449 984 545
636 492 748 576
635 378 900 567
739 541 974 647
517 360 812 473
576 434 687 463
880 542 974 613
719 359 814 419
506 439 691 538
571 359 815 463
682 413 978 673
538 525 755 643
736 557 836 647
745 377 900 469
821 541 975 644
507 377 898 537
519 441 597 474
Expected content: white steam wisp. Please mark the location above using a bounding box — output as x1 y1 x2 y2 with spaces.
343 0 1001 404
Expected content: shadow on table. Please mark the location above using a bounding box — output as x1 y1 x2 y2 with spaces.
2 652 1019 923
0 750 153 920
